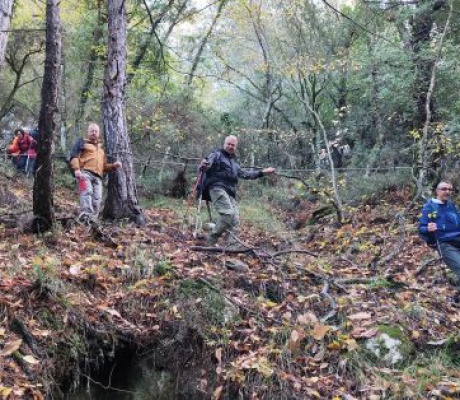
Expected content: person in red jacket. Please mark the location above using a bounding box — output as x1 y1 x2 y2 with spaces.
7 128 35 172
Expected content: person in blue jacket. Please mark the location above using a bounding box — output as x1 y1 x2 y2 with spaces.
419 180 460 282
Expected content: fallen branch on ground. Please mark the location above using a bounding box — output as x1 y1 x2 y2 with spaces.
190 246 255 253
197 277 282 325
320 280 337 322
414 256 441 277
272 249 318 258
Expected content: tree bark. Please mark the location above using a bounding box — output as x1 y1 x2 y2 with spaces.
32 0 61 232
410 1 453 208
186 0 227 86
102 0 144 225
73 0 104 136
0 0 14 72
410 0 435 130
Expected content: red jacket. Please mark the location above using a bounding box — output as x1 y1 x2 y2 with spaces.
8 134 33 155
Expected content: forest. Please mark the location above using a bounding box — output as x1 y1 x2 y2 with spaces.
1 0 460 399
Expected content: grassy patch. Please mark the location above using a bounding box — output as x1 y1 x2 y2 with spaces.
239 197 285 233
141 189 286 235
176 279 232 338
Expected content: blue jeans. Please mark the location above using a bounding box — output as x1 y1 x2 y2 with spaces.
439 238 460 280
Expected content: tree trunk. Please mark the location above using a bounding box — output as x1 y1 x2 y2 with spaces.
73 0 104 136
410 0 435 130
102 0 144 225
186 0 227 86
0 0 14 72
408 0 453 210
32 0 61 232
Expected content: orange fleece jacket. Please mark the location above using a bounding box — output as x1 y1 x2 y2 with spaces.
69 140 118 178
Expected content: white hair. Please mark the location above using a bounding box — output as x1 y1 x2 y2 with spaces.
87 122 100 132
224 135 238 145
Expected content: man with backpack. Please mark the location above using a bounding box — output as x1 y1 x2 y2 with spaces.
199 135 275 247
419 181 460 291
69 123 122 220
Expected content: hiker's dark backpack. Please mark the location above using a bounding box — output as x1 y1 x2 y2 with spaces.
196 150 220 202
196 171 211 201
67 138 85 176
29 127 40 141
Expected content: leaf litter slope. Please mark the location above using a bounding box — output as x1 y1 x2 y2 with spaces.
0 177 459 399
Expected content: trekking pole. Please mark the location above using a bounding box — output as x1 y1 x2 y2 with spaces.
429 211 445 264
194 195 203 238
206 201 213 222
25 155 30 176
192 169 204 238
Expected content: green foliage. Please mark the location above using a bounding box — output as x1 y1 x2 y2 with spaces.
338 169 413 205
177 279 231 339
239 185 286 232
129 249 177 281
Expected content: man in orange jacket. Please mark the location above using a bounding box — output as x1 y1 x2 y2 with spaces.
69 123 122 220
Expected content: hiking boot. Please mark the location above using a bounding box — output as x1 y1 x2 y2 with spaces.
450 291 460 304
206 234 219 247
77 212 97 226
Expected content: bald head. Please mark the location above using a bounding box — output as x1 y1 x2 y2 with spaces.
86 123 100 144
224 135 238 155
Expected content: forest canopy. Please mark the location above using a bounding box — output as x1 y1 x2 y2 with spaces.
0 0 459 186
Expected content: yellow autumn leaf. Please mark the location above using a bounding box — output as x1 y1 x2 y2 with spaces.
312 324 330 340
346 339 359 351
31 256 44 266
0 386 12 397
327 341 342 350
253 357 274 377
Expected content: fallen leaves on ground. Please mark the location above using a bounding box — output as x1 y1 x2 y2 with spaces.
0 180 459 399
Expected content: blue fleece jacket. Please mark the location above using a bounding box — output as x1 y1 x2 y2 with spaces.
419 199 460 245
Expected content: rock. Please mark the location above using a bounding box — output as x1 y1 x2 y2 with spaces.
223 299 239 323
364 324 414 366
225 258 249 272
366 333 404 365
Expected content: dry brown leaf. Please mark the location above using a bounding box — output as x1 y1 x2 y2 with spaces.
0 339 22 356
296 312 318 326
350 327 378 339
348 312 372 321
289 329 303 351
31 329 50 337
23 355 40 364
213 385 223 399
69 265 82 275
215 348 222 364
312 324 330 340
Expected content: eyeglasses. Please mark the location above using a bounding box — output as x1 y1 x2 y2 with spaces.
438 188 454 192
